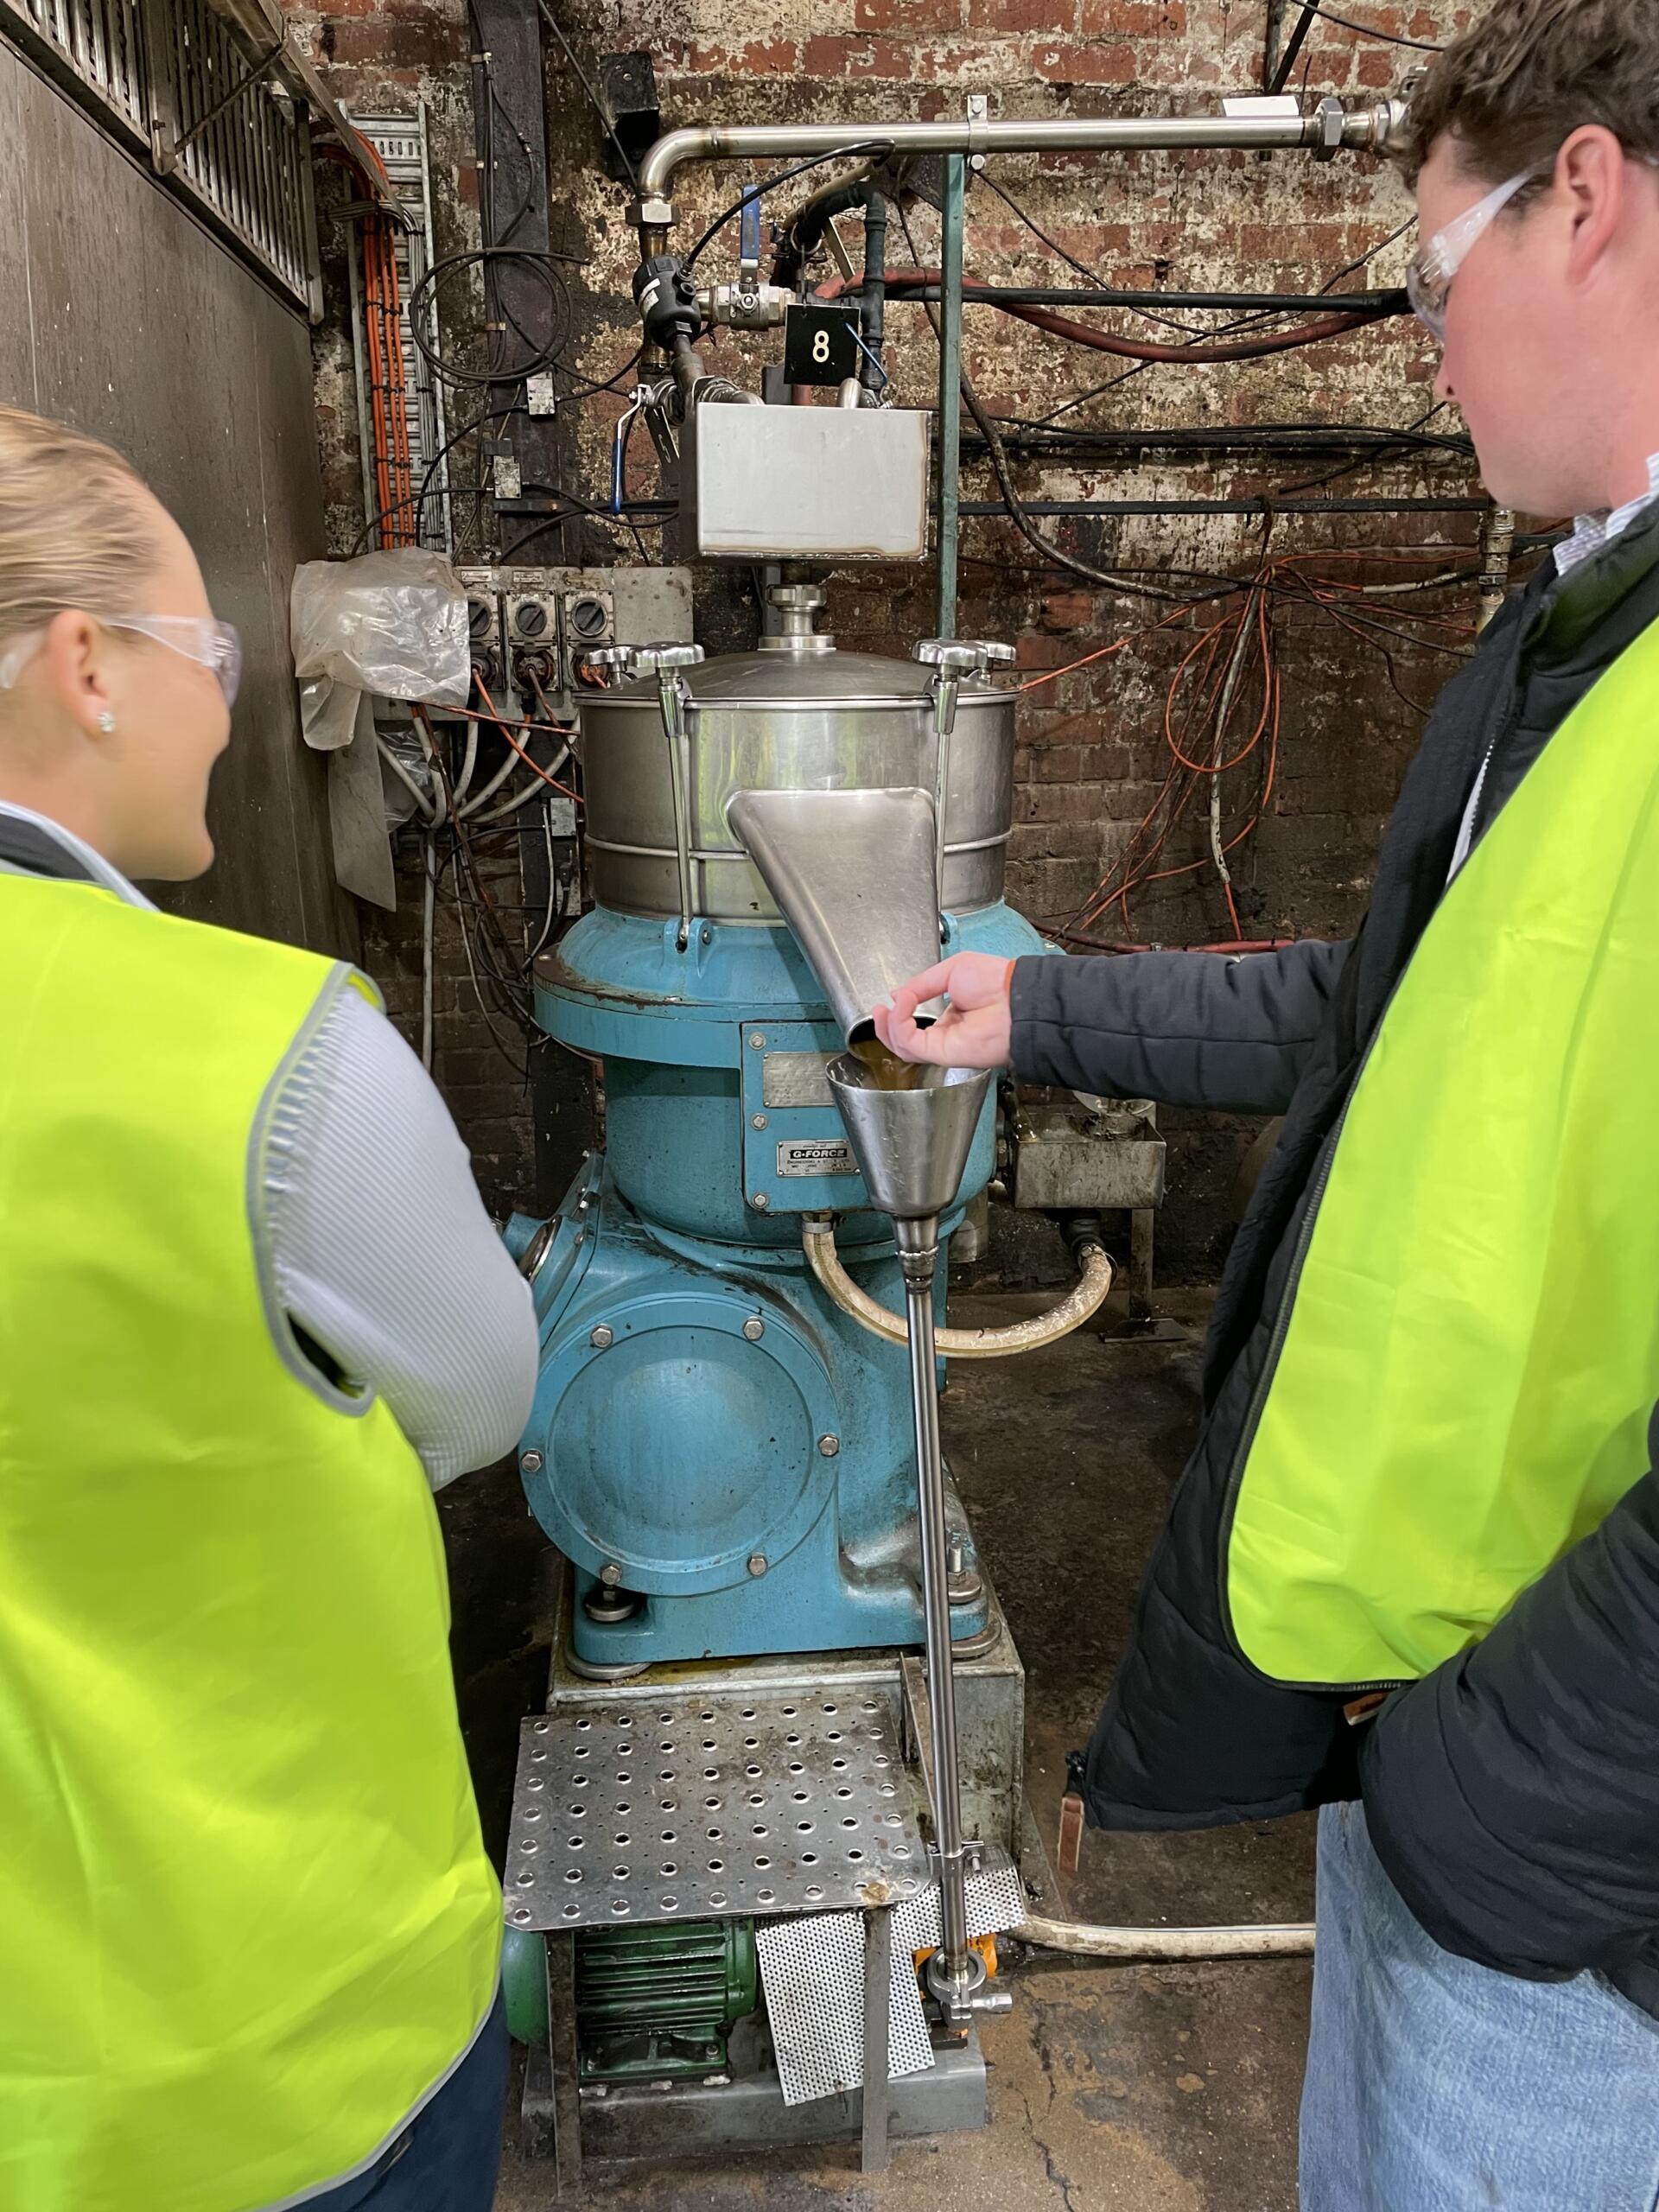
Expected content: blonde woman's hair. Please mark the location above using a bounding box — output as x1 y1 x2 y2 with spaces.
0 406 159 658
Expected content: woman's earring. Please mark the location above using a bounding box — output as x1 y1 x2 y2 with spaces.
97 710 115 734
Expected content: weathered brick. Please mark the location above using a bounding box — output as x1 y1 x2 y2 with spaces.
1030 39 1136 81
1078 0 1185 32
1013 631 1076 670
801 34 912 76
857 0 963 28
966 0 1077 32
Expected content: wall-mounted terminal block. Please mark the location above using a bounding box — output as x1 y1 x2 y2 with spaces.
457 566 694 724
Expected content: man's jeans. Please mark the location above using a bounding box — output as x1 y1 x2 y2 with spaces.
1301 1803 1659 2210
308 1989 509 2212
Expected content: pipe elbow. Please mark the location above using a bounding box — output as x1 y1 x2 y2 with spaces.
637 124 720 205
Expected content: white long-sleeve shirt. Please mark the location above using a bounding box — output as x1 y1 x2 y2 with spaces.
0 799 538 1488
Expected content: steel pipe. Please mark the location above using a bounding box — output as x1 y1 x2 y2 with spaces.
897 1217 976 2013
633 100 1410 219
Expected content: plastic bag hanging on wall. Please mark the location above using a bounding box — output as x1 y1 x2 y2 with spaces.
289 549 472 748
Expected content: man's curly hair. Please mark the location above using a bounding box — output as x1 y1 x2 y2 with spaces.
1402 0 1659 187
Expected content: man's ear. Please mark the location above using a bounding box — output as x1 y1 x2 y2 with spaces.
1558 124 1627 286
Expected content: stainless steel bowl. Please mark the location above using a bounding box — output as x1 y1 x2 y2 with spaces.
578 639 1015 924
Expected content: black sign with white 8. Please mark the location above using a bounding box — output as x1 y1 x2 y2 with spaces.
782 302 862 388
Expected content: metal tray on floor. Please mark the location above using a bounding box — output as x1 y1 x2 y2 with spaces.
505 1687 929 1934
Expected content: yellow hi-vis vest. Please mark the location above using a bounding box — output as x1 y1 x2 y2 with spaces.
0 877 501 2212
1227 615 1659 1690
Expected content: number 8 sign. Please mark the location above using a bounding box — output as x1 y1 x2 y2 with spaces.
783 302 862 388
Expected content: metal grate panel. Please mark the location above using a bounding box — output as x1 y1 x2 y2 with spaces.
505 1692 929 1935
1 0 318 310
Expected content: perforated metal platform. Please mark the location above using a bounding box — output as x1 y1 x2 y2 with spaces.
505 1688 929 1933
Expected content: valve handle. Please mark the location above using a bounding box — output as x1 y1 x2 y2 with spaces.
584 640 706 678
911 638 1015 675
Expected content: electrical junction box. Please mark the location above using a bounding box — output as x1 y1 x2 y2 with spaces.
456 563 694 721
680 404 931 563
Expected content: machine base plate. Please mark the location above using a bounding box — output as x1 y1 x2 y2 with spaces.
523 2014 988 2164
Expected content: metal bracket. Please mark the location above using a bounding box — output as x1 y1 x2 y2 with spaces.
586 640 705 950
910 639 1015 897
965 92 990 173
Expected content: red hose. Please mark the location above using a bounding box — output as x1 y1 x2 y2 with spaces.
1047 929 1294 955
820 270 1381 364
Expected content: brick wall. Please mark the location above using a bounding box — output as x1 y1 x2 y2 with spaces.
298 0 1508 1274
359 824 537 1219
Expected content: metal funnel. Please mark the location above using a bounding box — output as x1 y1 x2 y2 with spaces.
825 1058 992 1223
727 786 943 1046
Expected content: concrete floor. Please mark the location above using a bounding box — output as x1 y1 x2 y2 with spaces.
442 1288 1315 2212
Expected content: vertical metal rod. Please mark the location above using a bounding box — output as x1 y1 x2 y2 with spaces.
546 1930 582 2196
899 1219 971 1979
935 153 966 641
860 1905 893 2173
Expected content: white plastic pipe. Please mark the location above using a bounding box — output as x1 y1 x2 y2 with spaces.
804 1217 1113 1357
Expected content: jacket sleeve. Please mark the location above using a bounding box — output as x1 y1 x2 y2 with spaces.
257 981 539 1491
1007 940 1351 1115
1361 1409 1659 1980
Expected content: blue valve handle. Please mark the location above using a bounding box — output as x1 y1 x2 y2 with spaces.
739 188 762 268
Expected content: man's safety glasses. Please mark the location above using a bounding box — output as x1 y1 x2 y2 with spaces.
1408 152 1659 343
1406 168 1538 343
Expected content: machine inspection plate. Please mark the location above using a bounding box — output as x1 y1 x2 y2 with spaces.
505 1690 929 1932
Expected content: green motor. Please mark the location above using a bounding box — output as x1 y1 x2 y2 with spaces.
502 1918 759 2082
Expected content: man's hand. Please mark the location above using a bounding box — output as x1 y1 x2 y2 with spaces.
869 952 1015 1070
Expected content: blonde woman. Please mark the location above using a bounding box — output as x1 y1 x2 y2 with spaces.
0 404 537 2211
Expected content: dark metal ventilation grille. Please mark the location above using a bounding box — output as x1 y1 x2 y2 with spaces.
3 0 319 311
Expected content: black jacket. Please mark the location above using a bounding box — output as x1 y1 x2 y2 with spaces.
1009 505 1659 2013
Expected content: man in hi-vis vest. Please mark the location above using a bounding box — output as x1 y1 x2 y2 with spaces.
0 404 537 2211
878 2 1659 2203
